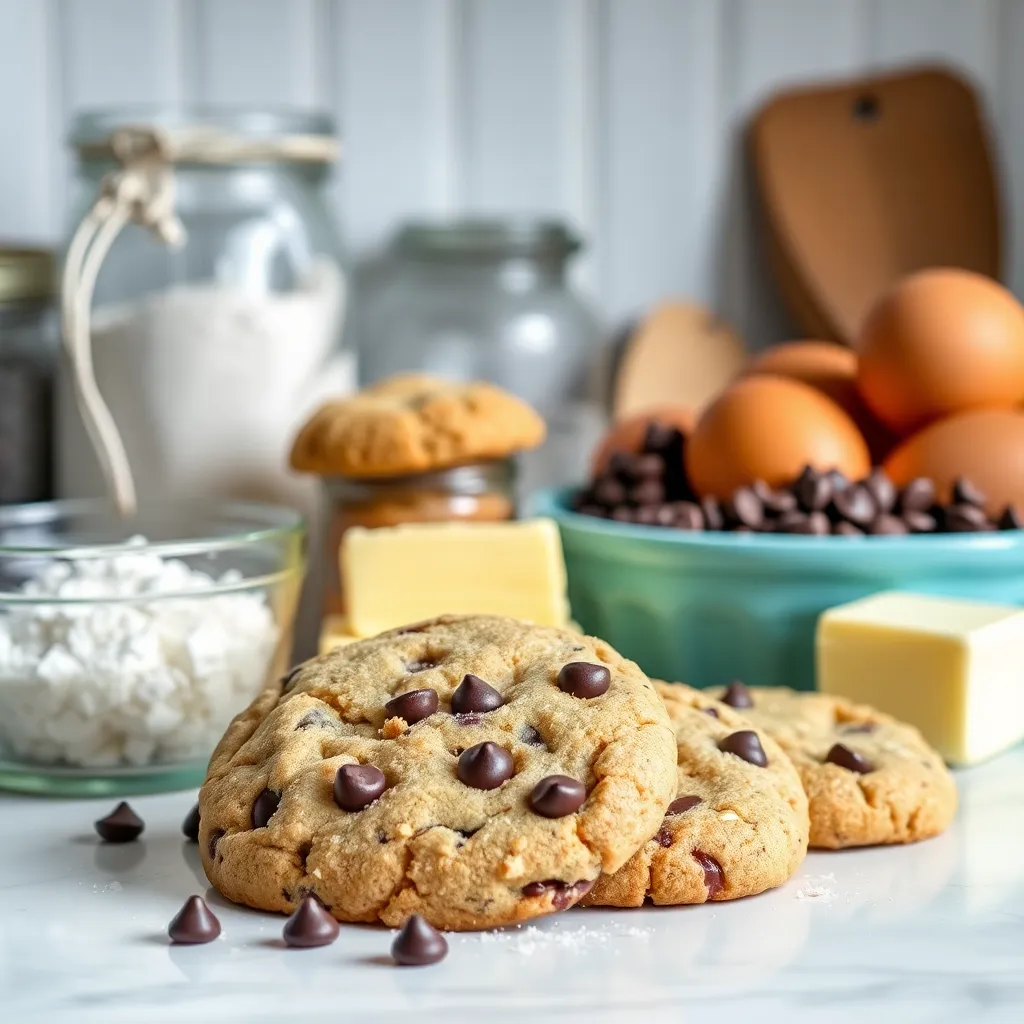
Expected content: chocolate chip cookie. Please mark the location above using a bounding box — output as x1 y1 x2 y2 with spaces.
711 683 957 849
583 683 808 907
289 373 546 478
199 615 677 931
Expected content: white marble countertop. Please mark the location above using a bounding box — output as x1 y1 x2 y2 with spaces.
2 749 1022 1024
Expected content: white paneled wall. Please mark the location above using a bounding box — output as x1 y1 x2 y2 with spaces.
0 0 1020 347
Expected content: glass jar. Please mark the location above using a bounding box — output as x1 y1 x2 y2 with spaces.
355 220 604 495
322 460 516 617
0 248 56 505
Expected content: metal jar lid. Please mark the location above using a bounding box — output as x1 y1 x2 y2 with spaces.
0 248 54 305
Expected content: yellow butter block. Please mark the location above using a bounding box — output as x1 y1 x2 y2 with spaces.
318 615 361 654
817 591 1024 765
341 519 570 637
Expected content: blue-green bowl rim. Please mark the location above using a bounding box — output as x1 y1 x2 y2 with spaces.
529 487 1024 553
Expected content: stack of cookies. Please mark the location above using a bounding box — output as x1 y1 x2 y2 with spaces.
198 616 957 932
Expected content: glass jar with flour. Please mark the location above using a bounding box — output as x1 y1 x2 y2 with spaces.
57 109 351 521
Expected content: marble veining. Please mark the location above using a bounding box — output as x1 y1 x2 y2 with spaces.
1 749 1022 1023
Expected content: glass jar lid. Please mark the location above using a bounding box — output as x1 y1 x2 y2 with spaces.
0 248 54 305
392 219 581 263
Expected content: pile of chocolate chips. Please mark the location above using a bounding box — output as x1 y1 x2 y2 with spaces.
574 424 1023 536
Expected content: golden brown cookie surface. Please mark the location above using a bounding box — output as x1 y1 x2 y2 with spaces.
199 615 676 931
584 682 808 907
289 374 545 478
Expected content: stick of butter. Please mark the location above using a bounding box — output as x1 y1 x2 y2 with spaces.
817 591 1024 765
319 614 360 654
341 519 571 637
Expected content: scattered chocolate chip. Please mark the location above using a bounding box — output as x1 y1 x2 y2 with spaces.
94 802 144 843
701 496 724 531
953 477 986 507
725 487 764 529
252 789 281 830
519 725 547 748
529 775 587 818
999 505 1024 530
557 661 611 698
281 666 303 692
168 895 221 944
334 764 387 811
720 680 753 708
826 742 874 773
863 469 897 513
831 484 876 526
833 521 864 536
692 851 724 899
391 914 448 966
796 466 832 511
521 879 595 910
718 730 768 767
385 688 438 725
701 706 720 719
404 657 439 674
208 829 225 860
667 795 702 814
674 501 705 530
899 477 936 512
871 514 909 535
594 477 627 506
457 742 514 790
451 674 504 714
283 895 340 948
654 825 673 847
945 504 990 532
183 803 201 842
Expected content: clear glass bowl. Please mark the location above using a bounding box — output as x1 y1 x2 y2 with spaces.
0 499 305 796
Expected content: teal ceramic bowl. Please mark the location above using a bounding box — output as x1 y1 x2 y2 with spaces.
530 487 1024 690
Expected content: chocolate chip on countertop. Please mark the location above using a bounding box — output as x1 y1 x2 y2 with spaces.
701 496 725 531
334 764 387 811
252 789 281 830
529 775 587 818
720 680 753 708
283 895 340 948
945 504 990 533
168 895 221 944
898 477 937 513
725 487 764 529
391 914 449 966
674 501 705 530
457 742 515 790
795 466 833 511
451 674 504 715
871 514 909 535
831 484 877 527
95 802 144 843
903 509 938 533
863 469 897 513
667 795 702 814
182 803 201 842
557 661 610 698
999 505 1024 530
952 476 986 508
692 851 724 899
385 688 439 725
826 742 874 774
718 730 768 767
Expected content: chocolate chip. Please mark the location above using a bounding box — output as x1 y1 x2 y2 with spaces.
701 496 724 531
953 476 986 507
871 514 909 535
833 521 864 536
864 469 897 513
774 509 809 533
720 680 753 708
654 825 673 847
631 478 665 506
643 422 678 453
594 477 627 506
654 504 676 527
831 484 877 527
725 487 764 529
521 879 595 910
168 895 221 944
634 504 661 525
295 709 332 730
701 706 720 719
183 803 201 842
94 802 144 843
405 657 439 674
208 829 225 859
759 486 798 514
903 509 937 533
557 662 610 698
826 742 874 773
826 469 849 493
667 795 702 814
529 775 587 818
999 505 1024 530
946 504 990 532
283 895 340 948
451 674 503 714
457 742 514 790
611 506 635 523
634 454 666 480
787 510 831 535
334 764 387 811
842 722 877 734
519 725 547 748
391 914 448 966
718 730 768 767
899 477 936 512
674 501 705 530
577 503 605 518
252 789 281 830
385 688 438 725
692 851 724 899
281 666 303 692
795 466 832 511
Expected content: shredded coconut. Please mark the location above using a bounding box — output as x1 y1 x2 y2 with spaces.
0 537 278 767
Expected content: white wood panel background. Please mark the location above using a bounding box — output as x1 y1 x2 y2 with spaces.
0 0 1020 349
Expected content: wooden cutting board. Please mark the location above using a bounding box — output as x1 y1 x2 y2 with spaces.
750 65 1002 344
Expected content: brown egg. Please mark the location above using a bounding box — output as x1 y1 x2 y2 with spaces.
857 268 1024 434
884 409 1024 516
591 405 694 474
745 340 900 462
686 375 870 499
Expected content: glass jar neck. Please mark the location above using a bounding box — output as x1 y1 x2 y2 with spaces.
400 255 566 291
